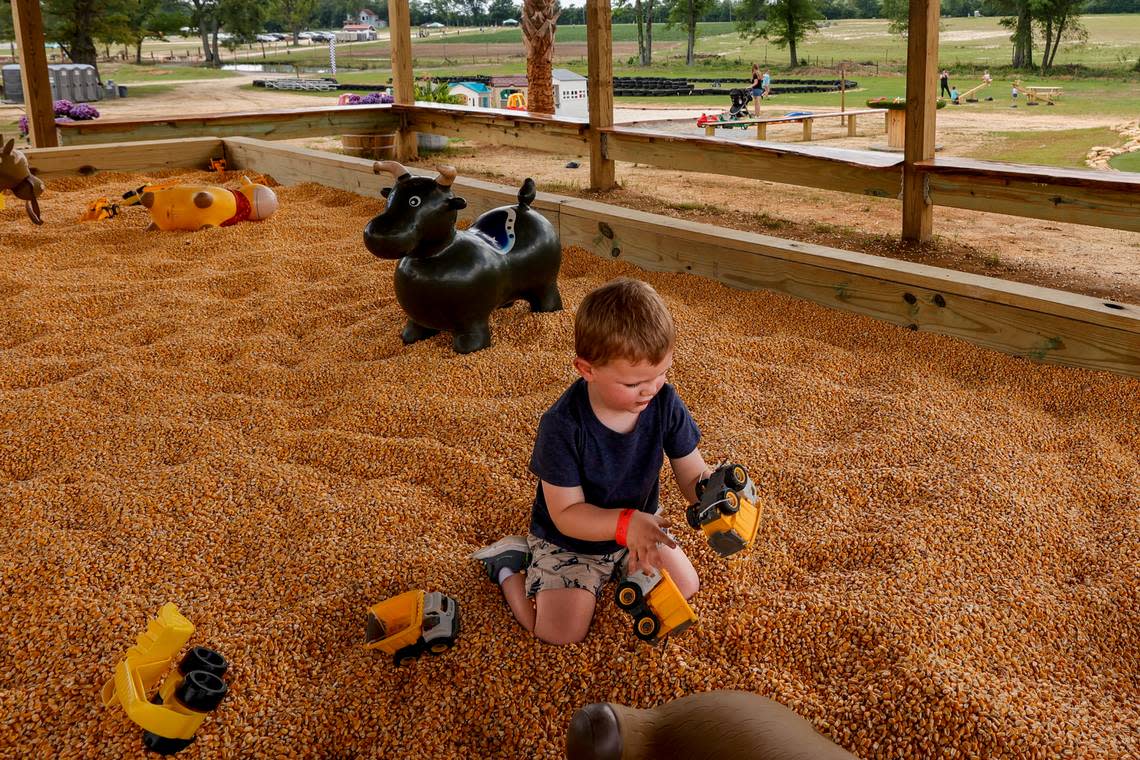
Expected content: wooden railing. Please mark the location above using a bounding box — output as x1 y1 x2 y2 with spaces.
53 102 1140 235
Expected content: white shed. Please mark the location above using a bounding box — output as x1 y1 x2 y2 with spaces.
552 68 588 119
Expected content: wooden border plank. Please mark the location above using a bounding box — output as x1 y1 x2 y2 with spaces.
920 158 1140 232
222 137 564 223
24 137 223 178
401 107 589 155
604 128 901 197
556 197 1140 377
56 106 401 145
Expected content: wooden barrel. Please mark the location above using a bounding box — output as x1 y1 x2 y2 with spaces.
342 133 397 160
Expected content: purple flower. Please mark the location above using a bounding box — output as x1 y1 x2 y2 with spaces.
52 99 74 117
17 115 28 135
343 91 393 105
67 103 100 121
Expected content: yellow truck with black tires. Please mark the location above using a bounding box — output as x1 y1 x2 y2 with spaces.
365 590 460 665
615 568 697 643
686 463 762 558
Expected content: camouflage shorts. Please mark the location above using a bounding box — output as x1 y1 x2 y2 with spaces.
524 534 628 599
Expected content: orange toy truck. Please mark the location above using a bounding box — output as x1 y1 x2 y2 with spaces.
615 568 697 643
365 590 460 665
686 463 763 558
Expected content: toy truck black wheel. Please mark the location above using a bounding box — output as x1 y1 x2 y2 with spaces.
725 464 748 490
615 581 643 611
178 646 228 678
634 613 660 642
393 645 421 666
719 490 740 515
427 637 455 656
685 503 704 530
142 731 195 756
174 670 228 713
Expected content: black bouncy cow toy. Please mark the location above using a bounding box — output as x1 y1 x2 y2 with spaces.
364 161 563 354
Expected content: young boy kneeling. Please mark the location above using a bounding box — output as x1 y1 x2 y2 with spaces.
473 277 712 645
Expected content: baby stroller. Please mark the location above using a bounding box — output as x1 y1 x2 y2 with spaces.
727 88 754 119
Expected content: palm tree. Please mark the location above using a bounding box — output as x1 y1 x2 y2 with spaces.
521 0 559 115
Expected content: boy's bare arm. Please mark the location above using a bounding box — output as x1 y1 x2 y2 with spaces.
669 448 714 504
542 481 675 572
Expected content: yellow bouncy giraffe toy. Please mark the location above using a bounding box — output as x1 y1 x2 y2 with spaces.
140 175 278 231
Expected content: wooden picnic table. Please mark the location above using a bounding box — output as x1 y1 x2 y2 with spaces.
703 108 883 142
1022 86 1063 105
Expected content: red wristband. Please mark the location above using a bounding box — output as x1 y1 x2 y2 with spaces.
614 509 635 547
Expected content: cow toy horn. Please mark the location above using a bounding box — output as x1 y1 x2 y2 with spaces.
436 165 457 188
372 160 411 180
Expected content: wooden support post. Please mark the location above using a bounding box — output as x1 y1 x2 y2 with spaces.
11 0 58 148
388 0 417 161
902 0 939 241
847 113 858 137
756 122 767 140
586 0 616 191
802 119 813 142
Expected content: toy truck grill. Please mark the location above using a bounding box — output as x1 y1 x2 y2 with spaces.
686 463 763 558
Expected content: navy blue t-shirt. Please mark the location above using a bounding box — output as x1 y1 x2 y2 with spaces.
529 378 701 555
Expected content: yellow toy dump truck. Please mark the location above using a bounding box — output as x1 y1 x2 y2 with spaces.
365 590 460 665
686 463 763 558
101 603 229 755
615 568 697 644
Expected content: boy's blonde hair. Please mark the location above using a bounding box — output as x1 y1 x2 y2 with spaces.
575 278 675 366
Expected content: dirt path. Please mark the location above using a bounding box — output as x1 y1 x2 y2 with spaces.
14 74 1139 304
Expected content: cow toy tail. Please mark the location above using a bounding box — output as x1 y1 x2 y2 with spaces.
517 178 536 210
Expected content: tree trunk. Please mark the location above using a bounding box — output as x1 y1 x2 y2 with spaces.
521 0 559 115
1040 18 1053 73
645 1 654 65
788 16 798 68
1011 6 1033 69
686 0 696 65
135 41 144 65
1048 17 1067 68
635 0 646 65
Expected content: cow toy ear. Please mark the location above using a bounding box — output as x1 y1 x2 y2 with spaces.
448 197 467 210
381 187 392 198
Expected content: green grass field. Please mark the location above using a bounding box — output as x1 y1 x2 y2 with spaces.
1109 151 1140 171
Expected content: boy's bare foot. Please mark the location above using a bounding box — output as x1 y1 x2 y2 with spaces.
471 535 530 582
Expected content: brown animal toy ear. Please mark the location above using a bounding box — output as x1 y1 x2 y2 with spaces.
193 191 213 209
373 160 411 180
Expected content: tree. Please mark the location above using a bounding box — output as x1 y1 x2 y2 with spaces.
273 0 318 43
1036 0 1085 71
613 0 655 65
520 0 558 114
103 0 187 64
42 0 121 74
737 0 821 68
667 0 716 65
487 0 519 23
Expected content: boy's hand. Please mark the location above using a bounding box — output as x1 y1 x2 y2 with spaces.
624 511 676 575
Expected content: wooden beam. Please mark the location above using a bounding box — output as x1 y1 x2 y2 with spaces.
11 0 58 148
902 0 940 241
920 157 1140 233
388 0 417 161
24 138 223 179
557 198 1140 377
604 128 901 197
585 0 616 191
56 106 401 146
401 106 589 155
